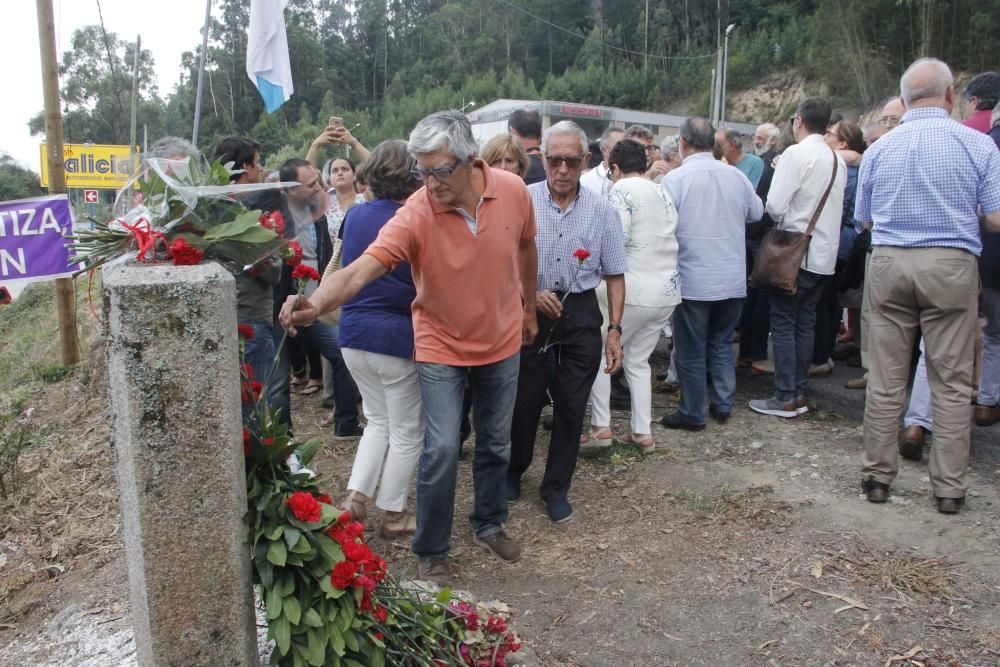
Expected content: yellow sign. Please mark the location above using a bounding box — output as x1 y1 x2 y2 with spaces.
39 143 139 189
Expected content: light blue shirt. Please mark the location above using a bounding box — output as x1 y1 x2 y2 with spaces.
528 182 628 293
855 107 1000 256
662 152 764 301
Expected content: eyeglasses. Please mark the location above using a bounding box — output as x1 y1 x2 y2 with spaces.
879 115 901 128
411 159 463 182
788 115 798 125
545 155 585 170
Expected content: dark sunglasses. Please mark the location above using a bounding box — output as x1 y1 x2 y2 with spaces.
545 155 585 170
411 159 463 182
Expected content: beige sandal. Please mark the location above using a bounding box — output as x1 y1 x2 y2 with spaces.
622 433 655 454
340 491 369 527
379 510 417 540
580 426 613 450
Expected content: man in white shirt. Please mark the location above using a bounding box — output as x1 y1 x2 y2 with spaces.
580 127 623 198
749 97 846 418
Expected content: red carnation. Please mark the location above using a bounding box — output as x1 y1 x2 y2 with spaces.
337 510 352 525
373 606 388 623
283 240 303 266
239 362 253 380
374 631 384 641
241 380 263 402
237 324 255 339
342 521 365 540
342 541 372 563
572 248 591 262
259 211 286 237
286 491 322 523
486 615 507 634
243 428 250 446
262 437 274 446
291 264 320 282
331 560 357 590
170 237 204 266
315 494 332 505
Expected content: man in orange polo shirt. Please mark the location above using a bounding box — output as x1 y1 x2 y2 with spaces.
279 110 538 586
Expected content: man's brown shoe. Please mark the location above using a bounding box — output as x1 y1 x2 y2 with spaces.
936 497 964 514
974 403 1000 427
417 557 455 587
899 425 926 462
861 477 889 503
473 530 521 563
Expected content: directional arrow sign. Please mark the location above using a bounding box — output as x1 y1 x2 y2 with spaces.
84 190 98 204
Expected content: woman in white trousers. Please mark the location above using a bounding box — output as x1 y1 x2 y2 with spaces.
585 139 682 452
329 140 424 539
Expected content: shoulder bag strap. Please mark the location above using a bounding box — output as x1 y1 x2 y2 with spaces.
804 146 839 237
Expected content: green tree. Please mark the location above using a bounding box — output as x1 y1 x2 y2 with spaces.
0 154 44 202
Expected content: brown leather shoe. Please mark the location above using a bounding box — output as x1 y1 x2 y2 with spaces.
974 403 1000 427
417 557 455 587
936 497 964 514
861 477 889 503
845 374 868 390
899 425 926 462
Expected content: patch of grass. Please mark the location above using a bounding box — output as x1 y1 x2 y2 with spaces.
32 363 78 384
583 439 646 469
824 547 957 601
0 411 33 499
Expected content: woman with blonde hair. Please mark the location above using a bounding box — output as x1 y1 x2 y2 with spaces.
479 133 529 178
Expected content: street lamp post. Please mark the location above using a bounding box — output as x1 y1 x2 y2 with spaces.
720 23 736 125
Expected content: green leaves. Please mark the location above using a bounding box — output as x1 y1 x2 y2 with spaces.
267 540 287 567
283 595 301 625
274 614 291 655
203 209 279 245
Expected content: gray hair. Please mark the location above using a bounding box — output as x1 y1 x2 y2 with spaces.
624 124 654 142
755 123 780 141
407 110 478 161
147 136 200 161
599 126 624 151
900 58 953 107
659 135 680 159
542 120 589 155
678 117 716 151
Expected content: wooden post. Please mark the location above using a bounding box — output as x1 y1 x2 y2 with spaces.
36 0 81 365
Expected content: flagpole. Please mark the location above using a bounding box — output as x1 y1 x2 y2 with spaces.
191 0 212 146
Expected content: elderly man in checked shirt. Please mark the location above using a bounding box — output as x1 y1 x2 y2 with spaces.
507 120 628 524
856 58 1000 515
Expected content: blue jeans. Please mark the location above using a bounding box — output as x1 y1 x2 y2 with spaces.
769 270 827 402
412 353 520 559
267 321 359 434
240 319 276 421
673 298 744 423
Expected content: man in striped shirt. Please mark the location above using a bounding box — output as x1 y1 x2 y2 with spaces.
855 58 1000 514
508 120 627 524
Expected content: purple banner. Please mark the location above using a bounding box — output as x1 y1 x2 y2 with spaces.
0 195 81 283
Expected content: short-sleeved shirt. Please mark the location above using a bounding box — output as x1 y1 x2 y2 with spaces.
364 160 536 366
856 107 1000 256
733 153 765 189
528 182 627 293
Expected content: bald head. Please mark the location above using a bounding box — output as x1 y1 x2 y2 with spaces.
900 58 954 110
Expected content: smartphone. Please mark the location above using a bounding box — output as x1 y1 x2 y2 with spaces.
329 116 344 129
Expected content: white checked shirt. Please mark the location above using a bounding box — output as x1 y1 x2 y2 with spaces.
765 134 846 275
528 182 627 293
855 107 1000 256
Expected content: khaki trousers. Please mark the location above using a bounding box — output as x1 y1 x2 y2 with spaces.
861 246 979 498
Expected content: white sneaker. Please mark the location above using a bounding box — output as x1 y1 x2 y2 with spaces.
286 453 315 479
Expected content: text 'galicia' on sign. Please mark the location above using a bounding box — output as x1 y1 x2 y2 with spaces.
39 143 139 190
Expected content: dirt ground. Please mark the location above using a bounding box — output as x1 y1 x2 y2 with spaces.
1 348 999 666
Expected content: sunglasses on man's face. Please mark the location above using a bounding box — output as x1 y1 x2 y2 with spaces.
545 155 585 170
411 159 463 183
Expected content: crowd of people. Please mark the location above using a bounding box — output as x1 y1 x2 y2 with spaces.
209 57 999 586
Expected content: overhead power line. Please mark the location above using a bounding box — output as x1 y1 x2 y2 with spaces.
494 0 717 62
95 0 127 141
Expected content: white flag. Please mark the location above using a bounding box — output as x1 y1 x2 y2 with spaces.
246 0 294 113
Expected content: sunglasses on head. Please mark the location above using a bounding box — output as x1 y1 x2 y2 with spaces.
545 155 585 170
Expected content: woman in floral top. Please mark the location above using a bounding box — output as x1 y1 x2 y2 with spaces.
585 139 682 452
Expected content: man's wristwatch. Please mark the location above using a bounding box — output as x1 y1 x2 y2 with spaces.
607 323 622 333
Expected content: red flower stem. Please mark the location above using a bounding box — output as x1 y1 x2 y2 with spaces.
254 284 306 413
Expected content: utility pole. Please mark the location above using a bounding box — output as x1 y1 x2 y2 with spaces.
721 24 736 125
192 0 212 146
36 0 81 366
129 35 140 203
